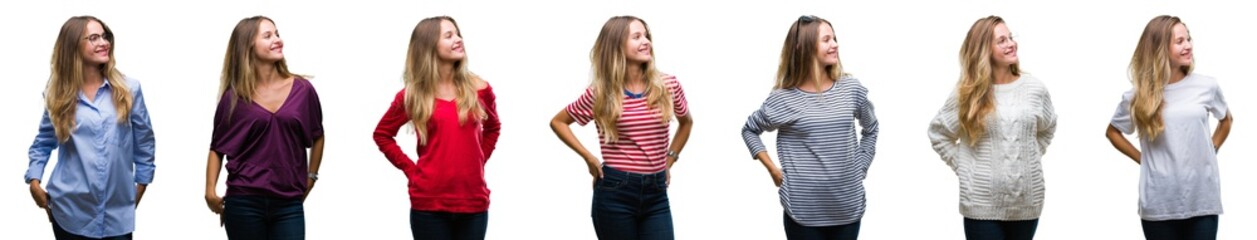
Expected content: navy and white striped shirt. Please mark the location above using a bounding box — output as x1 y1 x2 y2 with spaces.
741 75 879 227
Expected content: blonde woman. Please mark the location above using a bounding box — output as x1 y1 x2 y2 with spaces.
741 15 878 240
26 15 156 240
927 16 1056 240
549 15 693 240
1105 15 1232 240
204 16 325 240
373 16 501 240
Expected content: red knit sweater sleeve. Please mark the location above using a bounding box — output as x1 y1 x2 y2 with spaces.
479 85 501 161
373 90 414 170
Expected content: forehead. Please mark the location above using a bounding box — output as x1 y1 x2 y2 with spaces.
257 20 277 31
1171 23 1189 35
84 20 105 33
440 19 458 31
815 22 833 34
628 20 646 31
992 23 1010 35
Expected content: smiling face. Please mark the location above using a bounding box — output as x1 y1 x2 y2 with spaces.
1168 23 1193 69
989 23 1018 67
252 20 284 63
79 20 111 66
814 23 838 67
436 19 465 62
622 20 652 64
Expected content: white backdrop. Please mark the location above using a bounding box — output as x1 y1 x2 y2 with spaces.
1 0 1253 239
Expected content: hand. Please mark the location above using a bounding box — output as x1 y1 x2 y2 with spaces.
205 193 224 215
303 179 316 202
587 161 603 188
665 169 672 187
29 180 49 209
769 167 784 187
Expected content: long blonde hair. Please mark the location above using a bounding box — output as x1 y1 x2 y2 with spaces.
403 16 485 145
1129 15 1191 140
218 16 296 116
776 15 845 90
956 15 1020 145
45 16 132 142
590 16 673 143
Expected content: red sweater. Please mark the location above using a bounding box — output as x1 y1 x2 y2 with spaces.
373 85 500 213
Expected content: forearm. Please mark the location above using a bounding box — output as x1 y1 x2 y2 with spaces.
756 152 777 171
666 116 693 169
309 137 325 175
1106 125 1141 164
1212 113 1232 151
551 119 598 166
205 150 223 195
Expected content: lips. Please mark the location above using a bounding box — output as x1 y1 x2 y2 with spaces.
95 48 108 56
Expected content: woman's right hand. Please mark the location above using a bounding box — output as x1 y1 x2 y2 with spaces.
586 159 603 188
769 167 784 187
205 194 224 214
29 180 48 209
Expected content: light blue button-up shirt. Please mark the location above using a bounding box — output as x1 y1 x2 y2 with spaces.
26 77 155 238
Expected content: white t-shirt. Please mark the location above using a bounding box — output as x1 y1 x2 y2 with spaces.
1110 73 1229 221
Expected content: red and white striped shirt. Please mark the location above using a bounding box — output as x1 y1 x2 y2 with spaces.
566 75 689 174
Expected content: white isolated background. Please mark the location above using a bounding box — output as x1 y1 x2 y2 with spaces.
1 0 1253 239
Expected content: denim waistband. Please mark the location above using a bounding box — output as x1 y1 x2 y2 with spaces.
602 165 667 179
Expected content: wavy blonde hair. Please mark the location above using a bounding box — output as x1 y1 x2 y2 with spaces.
776 15 845 90
589 16 673 143
218 16 298 117
1128 15 1191 140
956 15 1020 145
45 16 132 142
403 16 485 145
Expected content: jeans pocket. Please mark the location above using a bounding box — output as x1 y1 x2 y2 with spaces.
596 177 623 191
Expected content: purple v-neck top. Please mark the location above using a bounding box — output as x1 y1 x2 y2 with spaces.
211 78 324 199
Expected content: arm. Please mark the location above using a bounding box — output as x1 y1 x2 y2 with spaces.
1036 89 1058 154
1105 125 1141 164
373 92 417 171
129 82 156 207
27 110 58 209
927 95 962 171
550 110 601 179
666 114 692 170
305 136 324 201
204 150 224 214
855 92 879 174
742 97 784 187
480 87 501 160
1212 112 1232 152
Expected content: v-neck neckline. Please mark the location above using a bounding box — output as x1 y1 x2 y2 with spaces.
252 79 298 115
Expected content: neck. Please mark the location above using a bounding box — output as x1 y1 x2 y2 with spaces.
811 63 831 84
438 61 455 84
626 63 646 86
1169 68 1186 84
993 64 1016 84
254 61 283 85
83 63 104 86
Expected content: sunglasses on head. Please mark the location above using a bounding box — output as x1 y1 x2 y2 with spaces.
788 15 819 74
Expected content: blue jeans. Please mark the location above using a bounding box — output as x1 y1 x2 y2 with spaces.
410 210 488 240
223 195 305 240
51 216 132 240
591 165 673 240
1141 215 1218 240
963 218 1038 240
783 212 860 240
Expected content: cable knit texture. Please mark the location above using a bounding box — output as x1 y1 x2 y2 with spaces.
928 75 1056 221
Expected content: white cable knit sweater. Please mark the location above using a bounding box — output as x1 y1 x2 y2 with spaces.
927 75 1057 221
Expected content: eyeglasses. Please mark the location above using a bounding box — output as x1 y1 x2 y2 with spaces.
996 34 1017 49
83 33 111 45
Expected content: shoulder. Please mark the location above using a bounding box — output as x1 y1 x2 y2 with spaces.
1188 73 1220 88
1018 75 1051 95
838 75 867 90
394 89 406 100
122 76 142 89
